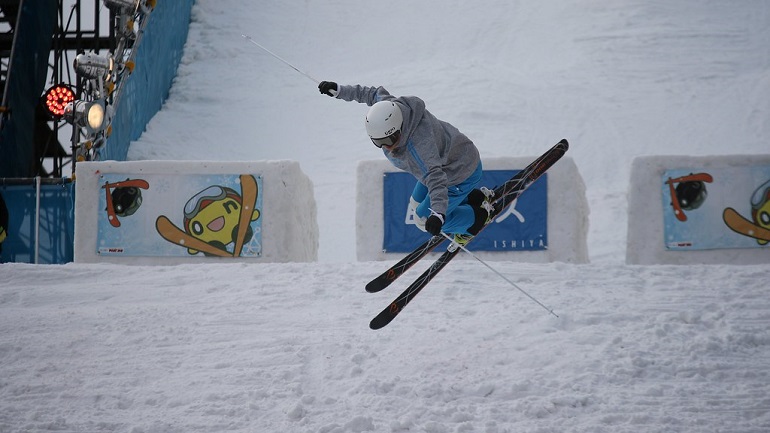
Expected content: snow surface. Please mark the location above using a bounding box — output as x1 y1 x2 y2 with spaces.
2 1 770 432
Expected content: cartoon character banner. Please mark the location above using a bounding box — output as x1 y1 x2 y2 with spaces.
382 170 547 252
96 173 263 257
662 166 770 250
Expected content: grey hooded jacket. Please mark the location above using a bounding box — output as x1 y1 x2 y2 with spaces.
336 84 480 215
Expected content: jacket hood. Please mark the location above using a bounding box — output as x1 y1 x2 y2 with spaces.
391 97 425 149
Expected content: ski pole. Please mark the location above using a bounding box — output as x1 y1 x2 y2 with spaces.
241 34 320 84
440 232 559 318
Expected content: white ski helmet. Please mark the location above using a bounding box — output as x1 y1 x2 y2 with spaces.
365 101 403 148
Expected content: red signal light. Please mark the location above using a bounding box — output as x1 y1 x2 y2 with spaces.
43 84 75 119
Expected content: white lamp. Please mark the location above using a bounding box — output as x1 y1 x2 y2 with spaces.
64 99 106 134
103 0 139 12
74 52 115 81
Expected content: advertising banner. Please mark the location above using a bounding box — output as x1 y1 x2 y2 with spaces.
383 170 547 252
96 173 263 257
662 166 770 250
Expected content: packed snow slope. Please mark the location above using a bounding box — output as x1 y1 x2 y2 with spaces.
1 1 770 433
126 0 770 263
1 262 769 432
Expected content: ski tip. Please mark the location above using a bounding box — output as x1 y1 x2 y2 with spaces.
365 279 388 293
558 138 569 149
369 314 394 330
369 320 384 330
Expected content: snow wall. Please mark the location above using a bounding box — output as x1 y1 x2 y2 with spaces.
74 161 318 264
356 156 589 263
627 155 770 265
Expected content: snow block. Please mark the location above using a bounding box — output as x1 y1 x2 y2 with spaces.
356 156 588 263
75 160 318 264
627 155 770 265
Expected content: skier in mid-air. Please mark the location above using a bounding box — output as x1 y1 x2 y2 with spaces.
318 81 492 248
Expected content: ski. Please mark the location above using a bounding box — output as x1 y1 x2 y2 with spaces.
365 235 445 292
723 207 770 243
666 173 714 185
370 139 569 329
233 174 259 257
370 248 460 329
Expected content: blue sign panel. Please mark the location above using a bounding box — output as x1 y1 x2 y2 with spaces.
0 182 75 264
383 170 548 252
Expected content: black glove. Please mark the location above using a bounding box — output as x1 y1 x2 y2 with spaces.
425 213 445 236
318 81 338 97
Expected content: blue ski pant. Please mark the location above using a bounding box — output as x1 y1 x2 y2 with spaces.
411 162 483 235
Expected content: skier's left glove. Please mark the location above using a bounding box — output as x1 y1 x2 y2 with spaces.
318 81 338 97
425 212 445 236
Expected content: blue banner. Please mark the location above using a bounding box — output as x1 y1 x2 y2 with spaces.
383 171 548 252
0 182 75 264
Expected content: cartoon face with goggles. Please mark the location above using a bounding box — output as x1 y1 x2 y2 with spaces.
182 185 260 255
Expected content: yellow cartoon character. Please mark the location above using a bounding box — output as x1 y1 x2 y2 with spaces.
182 185 260 255
156 174 260 257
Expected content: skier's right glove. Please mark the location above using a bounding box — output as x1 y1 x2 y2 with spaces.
425 213 445 236
318 81 338 97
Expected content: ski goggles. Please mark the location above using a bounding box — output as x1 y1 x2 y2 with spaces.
370 130 401 149
751 179 770 210
184 186 228 219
